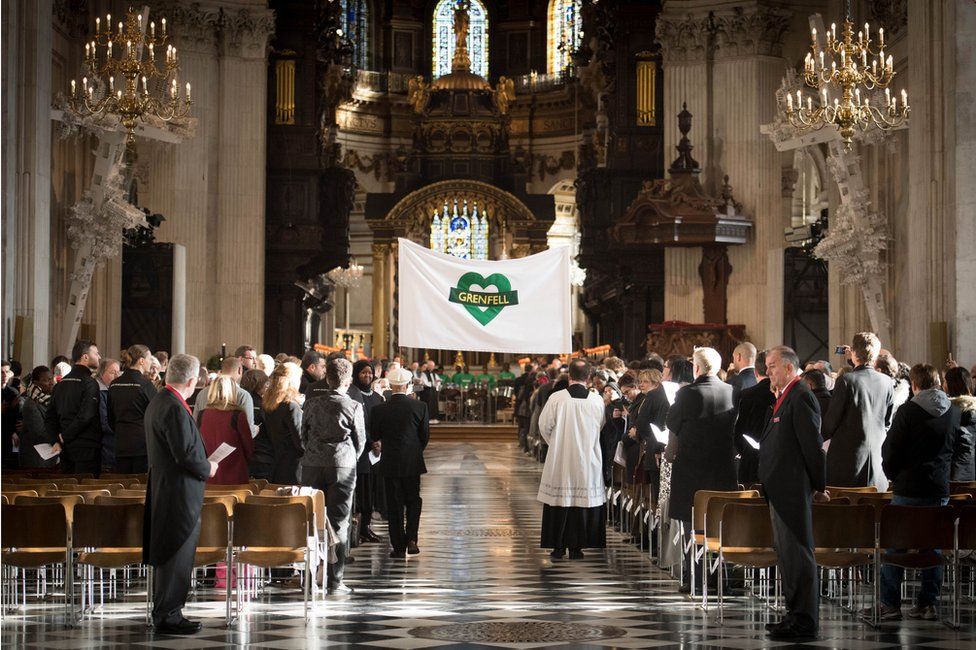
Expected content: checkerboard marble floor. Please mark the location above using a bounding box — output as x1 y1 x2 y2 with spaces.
3 441 975 648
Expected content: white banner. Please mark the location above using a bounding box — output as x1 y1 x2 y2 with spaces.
397 238 572 354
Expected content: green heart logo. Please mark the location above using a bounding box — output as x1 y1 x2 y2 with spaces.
448 272 520 326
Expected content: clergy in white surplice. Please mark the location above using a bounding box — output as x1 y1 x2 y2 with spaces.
536 359 607 559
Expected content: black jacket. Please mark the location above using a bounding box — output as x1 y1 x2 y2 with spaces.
882 390 961 498
950 395 976 482
370 393 429 477
733 378 775 486
45 364 101 450
666 375 737 522
823 365 894 489
348 384 384 474
264 400 304 483
729 367 758 407
758 380 825 548
143 388 210 566
107 368 158 458
635 385 670 470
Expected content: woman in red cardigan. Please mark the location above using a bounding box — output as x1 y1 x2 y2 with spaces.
198 375 253 485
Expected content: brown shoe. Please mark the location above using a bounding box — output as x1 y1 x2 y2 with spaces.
407 541 420 555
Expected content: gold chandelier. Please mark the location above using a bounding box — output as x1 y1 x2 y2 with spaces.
782 1 909 150
68 7 191 145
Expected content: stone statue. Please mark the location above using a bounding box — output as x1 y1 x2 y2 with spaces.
454 1 470 51
407 75 430 114
493 76 515 114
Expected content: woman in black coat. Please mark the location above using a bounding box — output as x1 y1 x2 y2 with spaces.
242 369 274 480
946 367 975 481
108 345 159 474
263 363 304 484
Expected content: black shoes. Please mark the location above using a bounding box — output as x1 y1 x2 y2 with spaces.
390 549 406 559
767 623 817 641
550 548 566 559
360 529 381 544
407 541 420 555
568 549 584 560
154 618 203 635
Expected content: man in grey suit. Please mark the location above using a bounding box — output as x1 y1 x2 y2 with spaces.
301 357 365 595
822 332 894 490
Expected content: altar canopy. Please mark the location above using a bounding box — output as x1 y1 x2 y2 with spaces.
398 238 571 354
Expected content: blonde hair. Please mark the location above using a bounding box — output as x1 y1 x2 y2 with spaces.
206 375 241 411
257 353 276 375
264 362 302 412
637 368 663 387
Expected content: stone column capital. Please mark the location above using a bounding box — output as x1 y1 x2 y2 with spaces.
711 4 791 59
220 7 275 60
655 12 711 65
148 1 222 52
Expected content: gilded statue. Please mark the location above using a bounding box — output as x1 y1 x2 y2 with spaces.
453 1 470 51
407 75 430 114
493 76 515 114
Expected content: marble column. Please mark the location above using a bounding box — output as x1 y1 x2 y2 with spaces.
142 3 221 360
951 1 976 363
371 242 388 357
7 0 53 366
215 9 274 351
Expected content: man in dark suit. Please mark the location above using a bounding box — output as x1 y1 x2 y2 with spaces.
728 342 759 406
44 339 102 475
143 354 217 635
822 332 894 490
370 367 429 558
733 350 774 486
666 347 737 592
760 346 827 641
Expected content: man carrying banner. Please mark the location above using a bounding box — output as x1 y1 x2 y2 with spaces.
536 359 607 559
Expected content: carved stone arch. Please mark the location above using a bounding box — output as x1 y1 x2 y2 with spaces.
376 179 548 256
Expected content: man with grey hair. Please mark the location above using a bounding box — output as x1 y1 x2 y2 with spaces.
666 346 736 593
760 345 826 641
301 356 365 594
143 354 217 635
822 331 894 490
370 367 430 558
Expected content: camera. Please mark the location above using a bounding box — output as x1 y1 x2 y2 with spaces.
610 397 630 411
834 345 846 355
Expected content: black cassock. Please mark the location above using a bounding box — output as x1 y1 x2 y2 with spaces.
143 387 211 627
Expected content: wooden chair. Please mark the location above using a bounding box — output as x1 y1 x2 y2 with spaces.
7 482 59 495
1 489 40 501
248 479 269 493
45 489 112 503
192 502 233 626
204 494 240 518
93 495 145 505
684 490 759 607
116 489 149 498
952 505 976 628
851 492 894 521
0 503 73 623
11 477 79 487
73 503 149 623
205 488 253 504
827 485 878 494
12 495 84 527
81 477 141 489
232 503 312 622
717 502 778 622
812 503 877 613
874 505 957 629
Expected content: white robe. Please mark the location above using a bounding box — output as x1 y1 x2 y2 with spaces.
536 388 607 508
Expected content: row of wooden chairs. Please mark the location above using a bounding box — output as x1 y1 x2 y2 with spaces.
0 499 317 627
686 490 976 629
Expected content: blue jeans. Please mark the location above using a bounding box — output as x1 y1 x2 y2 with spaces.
880 495 949 609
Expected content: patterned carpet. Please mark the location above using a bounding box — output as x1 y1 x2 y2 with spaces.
2 441 974 648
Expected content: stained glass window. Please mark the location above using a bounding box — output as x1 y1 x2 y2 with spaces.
340 0 369 69
432 0 489 79
430 199 489 260
547 0 581 75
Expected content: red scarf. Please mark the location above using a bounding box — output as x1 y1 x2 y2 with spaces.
773 377 800 415
165 385 193 416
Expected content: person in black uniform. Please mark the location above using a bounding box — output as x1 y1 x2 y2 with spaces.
732 349 774 487
108 344 159 474
760 346 827 641
348 360 384 543
369 367 429 558
143 353 217 635
45 339 102 475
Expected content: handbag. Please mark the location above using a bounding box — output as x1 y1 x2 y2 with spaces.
663 432 679 463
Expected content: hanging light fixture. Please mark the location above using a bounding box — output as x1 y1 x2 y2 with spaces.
782 0 909 150
68 7 191 145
